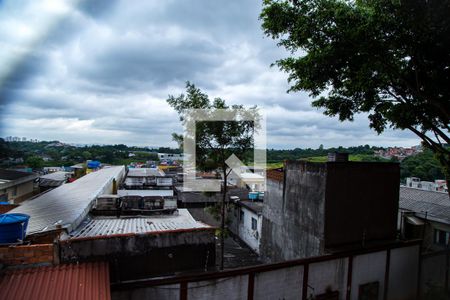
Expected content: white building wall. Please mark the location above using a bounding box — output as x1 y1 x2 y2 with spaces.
112 243 421 300
308 258 348 299
253 266 304 300
388 245 420 300
350 251 387 300
187 275 248 300
238 207 262 253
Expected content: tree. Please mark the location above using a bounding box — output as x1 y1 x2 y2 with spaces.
261 0 450 193
167 82 258 270
25 155 44 169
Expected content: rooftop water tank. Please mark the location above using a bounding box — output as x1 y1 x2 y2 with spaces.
249 192 259 200
0 213 30 244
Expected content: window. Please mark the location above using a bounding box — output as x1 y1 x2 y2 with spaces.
434 229 450 246
239 210 244 222
251 217 257 230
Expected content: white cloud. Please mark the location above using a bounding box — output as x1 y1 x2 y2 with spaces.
0 0 420 148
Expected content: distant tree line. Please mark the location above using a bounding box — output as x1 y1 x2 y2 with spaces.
1 138 445 181
266 144 381 162
0 139 181 167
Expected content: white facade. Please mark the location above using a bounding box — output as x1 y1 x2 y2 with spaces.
237 205 262 253
158 153 184 160
405 177 448 193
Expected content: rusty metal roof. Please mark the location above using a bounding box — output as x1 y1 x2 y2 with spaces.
0 262 110 300
70 209 211 239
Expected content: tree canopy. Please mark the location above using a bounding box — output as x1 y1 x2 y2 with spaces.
260 0 450 183
167 81 259 269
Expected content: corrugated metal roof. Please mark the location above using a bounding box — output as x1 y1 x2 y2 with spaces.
10 166 125 234
117 189 174 197
0 262 110 300
399 187 450 224
39 171 71 181
127 168 165 177
71 209 210 238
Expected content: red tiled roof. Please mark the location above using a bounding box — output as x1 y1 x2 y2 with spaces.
0 262 110 300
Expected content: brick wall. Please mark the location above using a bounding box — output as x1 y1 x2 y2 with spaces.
0 204 20 214
0 244 54 266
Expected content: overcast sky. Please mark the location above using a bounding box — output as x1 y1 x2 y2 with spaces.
0 0 420 149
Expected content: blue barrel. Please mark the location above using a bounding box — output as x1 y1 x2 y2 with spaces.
0 213 30 244
248 192 259 200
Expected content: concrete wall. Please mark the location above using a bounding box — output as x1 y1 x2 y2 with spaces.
177 188 249 207
253 266 304 300
113 284 179 300
350 251 387 300
387 245 419 299
111 243 421 300
420 250 450 297
60 229 216 281
324 162 399 248
188 275 248 300
188 206 221 227
260 162 326 263
4 180 35 203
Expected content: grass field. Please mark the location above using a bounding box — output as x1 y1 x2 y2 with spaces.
265 154 389 169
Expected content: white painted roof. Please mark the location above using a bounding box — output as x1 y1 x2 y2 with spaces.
10 166 125 234
127 168 165 177
117 189 174 197
70 209 209 238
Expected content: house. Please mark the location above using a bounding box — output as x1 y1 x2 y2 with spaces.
399 186 450 252
123 167 173 189
405 177 448 193
0 169 38 203
229 197 263 254
61 209 216 281
260 157 400 262
398 187 450 292
157 153 184 161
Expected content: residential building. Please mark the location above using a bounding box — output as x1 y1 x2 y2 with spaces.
229 197 263 254
398 186 450 292
157 153 184 161
61 209 215 281
399 187 450 252
0 169 38 203
405 177 448 193
1 165 215 281
123 167 173 189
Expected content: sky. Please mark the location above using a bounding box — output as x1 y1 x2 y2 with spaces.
0 0 420 149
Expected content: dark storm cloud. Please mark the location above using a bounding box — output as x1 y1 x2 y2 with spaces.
0 0 420 148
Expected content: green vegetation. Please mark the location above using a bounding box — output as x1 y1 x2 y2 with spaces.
401 149 445 182
261 0 450 189
266 145 380 163
0 139 177 168
302 154 390 163
1 137 445 182
167 81 259 270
